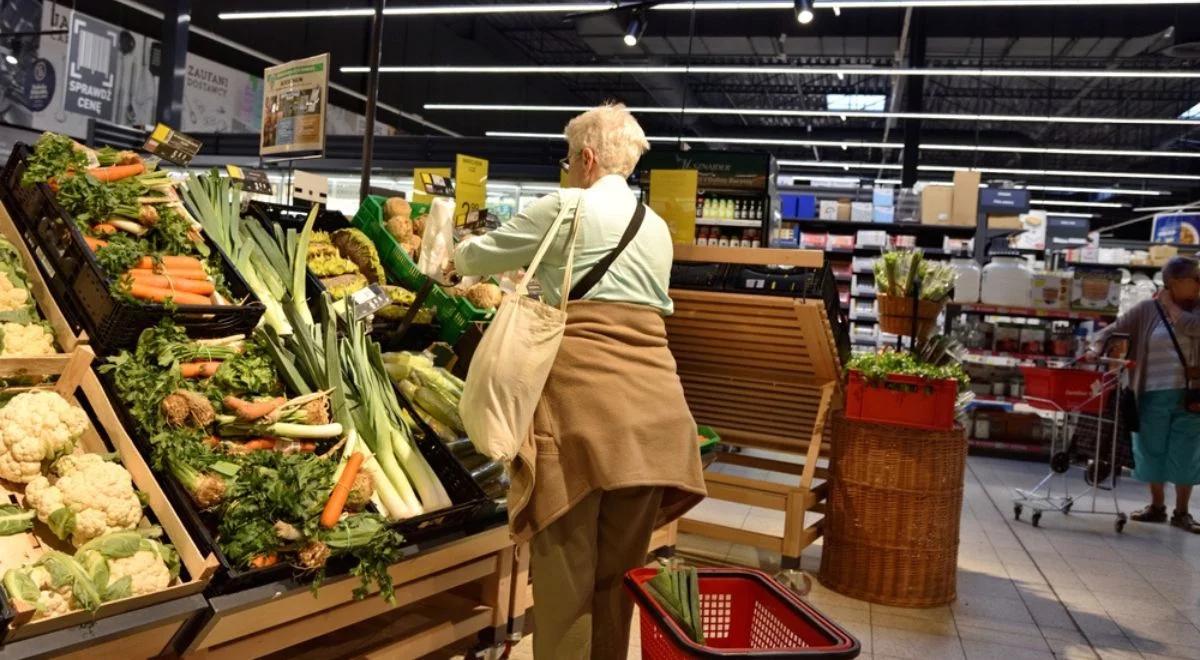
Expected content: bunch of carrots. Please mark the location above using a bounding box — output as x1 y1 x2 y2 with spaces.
79 243 217 307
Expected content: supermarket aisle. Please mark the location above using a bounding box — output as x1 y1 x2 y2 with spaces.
501 456 1200 660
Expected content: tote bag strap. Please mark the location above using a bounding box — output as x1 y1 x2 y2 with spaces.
1155 300 1193 387
515 189 584 312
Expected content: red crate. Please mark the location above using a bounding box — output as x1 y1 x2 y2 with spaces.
625 568 861 659
844 370 958 431
1019 366 1108 414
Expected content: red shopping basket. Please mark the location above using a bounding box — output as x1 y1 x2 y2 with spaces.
624 568 861 659
1019 366 1109 414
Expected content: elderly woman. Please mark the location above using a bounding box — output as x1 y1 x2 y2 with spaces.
1093 256 1200 532
453 103 707 659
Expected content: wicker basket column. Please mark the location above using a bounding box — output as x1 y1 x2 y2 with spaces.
819 412 967 607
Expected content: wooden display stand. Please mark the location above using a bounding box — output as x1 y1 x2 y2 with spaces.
669 245 842 570
178 525 514 658
0 201 82 351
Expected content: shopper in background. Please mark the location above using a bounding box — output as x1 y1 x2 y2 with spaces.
453 103 707 659
1091 256 1200 533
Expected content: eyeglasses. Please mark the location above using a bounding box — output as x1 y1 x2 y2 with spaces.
558 156 571 173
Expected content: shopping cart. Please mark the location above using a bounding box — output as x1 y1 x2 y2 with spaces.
624 567 861 659
1011 349 1133 533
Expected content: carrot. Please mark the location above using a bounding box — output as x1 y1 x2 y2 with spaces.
297 442 317 453
202 435 220 448
92 223 117 236
126 272 215 295
128 267 211 281
84 236 108 251
134 255 205 271
321 451 363 529
128 282 212 306
87 162 144 182
224 395 285 422
249 553 279 568
241 438 277 451
180 361 222 378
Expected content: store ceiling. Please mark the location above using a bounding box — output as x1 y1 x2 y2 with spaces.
84 1 1200 209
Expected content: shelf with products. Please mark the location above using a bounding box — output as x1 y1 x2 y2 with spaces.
780 218 978 237
695 217 764 228
964 348 1075 363
948 302 1116 322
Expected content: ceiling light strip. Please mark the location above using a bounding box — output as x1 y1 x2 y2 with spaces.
347 65 1200 79
424 103 1200 127
777 160 1191 184
1029 199 1126 208
820 0 1200 7
1031 210 1096 218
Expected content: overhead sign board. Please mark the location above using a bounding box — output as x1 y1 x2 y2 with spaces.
64 13 118 120
979 188 1031 214
260 53 330 159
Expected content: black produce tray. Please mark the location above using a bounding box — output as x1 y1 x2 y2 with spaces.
669 261 728 290
1 144 265 355
98 369 491 595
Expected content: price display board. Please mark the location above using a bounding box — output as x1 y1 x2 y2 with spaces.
226 165 273 195
649 169 699 244
454 154 488 226
144 123 202 166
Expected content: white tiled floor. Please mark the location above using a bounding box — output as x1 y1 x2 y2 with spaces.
486 455 1200 659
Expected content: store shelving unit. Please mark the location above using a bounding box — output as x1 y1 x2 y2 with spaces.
949 302 1116 323
666 245 841 572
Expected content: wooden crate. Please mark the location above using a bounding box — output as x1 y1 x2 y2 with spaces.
0 200 81 352
0 347 217 643
181 525 514 658
668 246 841 569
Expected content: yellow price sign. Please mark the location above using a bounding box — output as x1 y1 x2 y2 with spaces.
455 154 488 226
412 167 451 206
648 169 698 245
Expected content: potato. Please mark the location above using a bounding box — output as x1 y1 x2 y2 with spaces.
464 282 502 310
386 215 413 243
403 234 422 259
385 197 411 219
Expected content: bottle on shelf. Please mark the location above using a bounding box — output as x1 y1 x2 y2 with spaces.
750 229 761 248
736 200 745 220
717 231 730 248
707 229 719 247
695 195 704 219
696 227 709 246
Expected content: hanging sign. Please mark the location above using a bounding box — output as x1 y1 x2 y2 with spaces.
17 58 55 112
226 165 273 195
1152 213 1200 245
980 188 1031 214
412 167 451 205
260 53 330 159
64 13 119 120
455 154 488 226
648 169 699 245
143 123 202 166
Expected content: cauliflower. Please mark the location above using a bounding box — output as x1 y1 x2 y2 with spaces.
25 453 143 546
0 271 29 311
0 390 90 483
0 322 56 357
3 564 77 620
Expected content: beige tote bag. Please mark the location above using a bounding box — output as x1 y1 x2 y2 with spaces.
459 190 584 462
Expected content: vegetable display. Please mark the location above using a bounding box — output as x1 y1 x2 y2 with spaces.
20 132 229 308
0 235 59 356
0 390 90 483
25 453 143 546
847 350 969 389
874 249 957 302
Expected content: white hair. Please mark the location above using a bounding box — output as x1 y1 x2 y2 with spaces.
563 103 650 178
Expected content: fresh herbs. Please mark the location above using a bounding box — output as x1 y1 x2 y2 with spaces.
848 349 969 388
21 133 88 186
94 234 147 278
874 249 957 302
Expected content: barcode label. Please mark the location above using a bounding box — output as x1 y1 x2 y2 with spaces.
76 30 111 76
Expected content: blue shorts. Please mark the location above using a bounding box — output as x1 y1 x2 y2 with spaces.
1134 389 1200 486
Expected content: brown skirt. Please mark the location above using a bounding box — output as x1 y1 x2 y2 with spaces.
508 300 708 543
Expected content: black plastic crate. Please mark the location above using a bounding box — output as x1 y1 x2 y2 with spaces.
2 144 265 355
670 262 727 290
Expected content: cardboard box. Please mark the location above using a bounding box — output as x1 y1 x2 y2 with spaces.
819 200 840 220
1150 244 1179 266
873 206 895 224
988 214 1022 230
952 170 982 227
851 202 873 223
796 194 817 220
1030 272 1070 310
837 200 852 221
872 187 895 207
921 185 954 224
1072 270 1121 313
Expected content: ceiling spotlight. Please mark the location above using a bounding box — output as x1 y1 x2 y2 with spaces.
796 0 815 23
833 5 842 14
3 54 15 65
623 10 647 47
841 144 848 151
836 71 845 80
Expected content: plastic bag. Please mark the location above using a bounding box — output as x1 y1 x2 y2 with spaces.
419 197 455 281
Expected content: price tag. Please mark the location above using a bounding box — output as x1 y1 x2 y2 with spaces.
420 172 455 198
350 283 392 320
143 123 202 166
226 165 274 195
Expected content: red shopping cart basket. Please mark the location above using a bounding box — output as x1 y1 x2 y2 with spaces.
1019 366 1110 415
624 568 861 659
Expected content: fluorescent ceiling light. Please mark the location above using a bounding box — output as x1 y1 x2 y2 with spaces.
220 1 1200 20
1023 185 1165 196
1029 199 1126 209
827 94 886 111
778 159 903 169
3 54 15 65
820 1 1200 7
1031 210 1096 218
423 103 1200 127
919 164 1200 181
345 64 1200 79
1180 102 1200 120
486 130 1198 160
1133 202 1200 212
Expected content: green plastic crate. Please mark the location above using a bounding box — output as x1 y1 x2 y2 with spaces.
698 425 720 454
352 195 493 342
